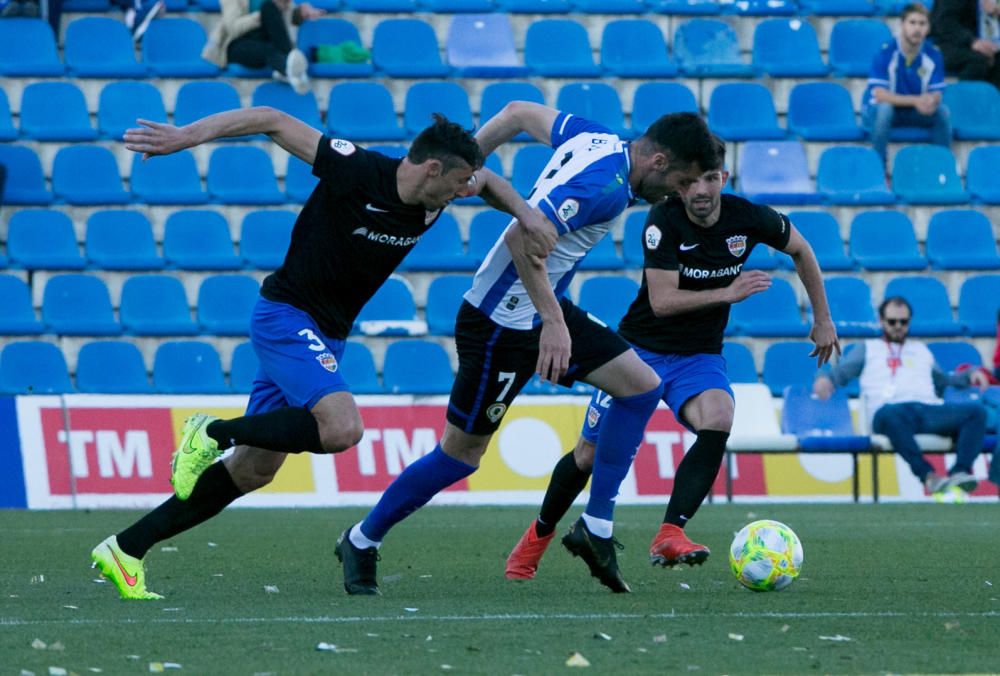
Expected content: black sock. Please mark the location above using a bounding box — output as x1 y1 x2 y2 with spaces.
206 406 323 453
536 451 591 537
116 462 244 559
664 430 729 527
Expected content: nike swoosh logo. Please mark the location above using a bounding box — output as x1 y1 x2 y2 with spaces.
110 547 139 587
679 243 700 251
365 203 389 213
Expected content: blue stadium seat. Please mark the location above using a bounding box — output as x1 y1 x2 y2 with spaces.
673 19 755 78
578 276 638 330
42 274 121 335
828 18 893 77
0 88 17 141
368 144 407 158
816 146 894 205
0 146 52 205
404 82 472 137
511 145 554 198
86 210 164 270
927 341 982 372
722 342 758 384
130 152 208 205
891 145 969 205
198 274 260 335
65 17 146 78
76 341 152 393
252 82 322 130
497 0 571 10
799 0 876 14
241 210 295 269
143 18 219 77
20 82 97 141
600 19 678 78
708 83 784 141
400 213 473 271
787 211 855 271
373 18 449 77
738 141 821 205
327 82 405 140
762 341 821 396
382 340 454 394
958 276 1000 336
967 146 1000 204
824 277 878 337
425 0 493 8
729 0 796 15
742 245 781 271
0 341 73 394
153 342 229 394
0 275 44 335
468 210 511 266
445 14 528 78
343 0 416 9
525 19 601 77
7 210 85 270
286 155 319 202
174 81 242 128
622 209 648 269
787 83 863 141
942 81 1000 141
849 211 926 270
647 0 721 13
781 385 870 453
480 82 545 141
355 277 423 336
52 146 129 205
426 274 473 335
0 19 63 76
207 146 285 204
164 210 242 270
342 341 384 394
752 19 828 77
731 278 809 337
120 275 198 335
926 210 1000 270
98 82 168 140
631 83 698 135
883 276 962 336
578 234 623 270
297 19 374 78
556 82 630 138
229 342 259 394
575 0 646 12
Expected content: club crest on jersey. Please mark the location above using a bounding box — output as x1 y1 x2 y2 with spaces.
329 138 356 156
557 198 579 223
726 234 748 257
316 352 338 373
486 402 507 423
587 405 601 428
645 225 662 250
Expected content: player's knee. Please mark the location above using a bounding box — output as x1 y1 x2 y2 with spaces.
698 409 734 432
318 420 364 454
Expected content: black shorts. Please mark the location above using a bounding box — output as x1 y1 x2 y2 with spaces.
446 298 631 435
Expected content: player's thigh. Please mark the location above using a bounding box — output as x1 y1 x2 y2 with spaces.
664 354 734 431
680 389 735 432
311 390 364 451
223 445 287 492
582 348 660 397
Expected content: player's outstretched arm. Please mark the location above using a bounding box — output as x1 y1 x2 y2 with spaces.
476 101 560 156
474 168 557 257
782 225 840 366
646 268 772 317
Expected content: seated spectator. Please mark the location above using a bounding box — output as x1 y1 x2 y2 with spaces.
930 0 1000 88
813 296 990 498
863 2 952 169
203 0 323 94
107 0 165 42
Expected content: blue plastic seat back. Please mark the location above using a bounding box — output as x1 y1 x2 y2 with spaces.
631 83 698 135
327 82 404 140
404 82 472 137
556 82 628 138
480 82 544 140
674 19 753 76
622 209 648 269
708 83 784 141
0 341 73 394
940 80 1000 141
426 274 474 336
781 385 858 436
849 211 926 270
143 18 219 77
372 18 449 77
787 211 854 271
120 275 198 335
86 210 163 270
198 274 260 336
824 277 878 337
0 19 63 76
64 17 145 77
446 14 528 78
286 155 319 202
400 213 472 271
154 341 229 394
383 340 454 394
738 141 818 204
76 341 152 393
174 81 242 127
788 82 862 141
297 19 374 77
468 210 512 266
891 145 968 204
926 210 1000 270
752 18 828 76
730 277 808 336
722 342 758 383
512 145 555 198
8 210 86 269
967 146 1000 204
578 233 623 270
883 276 960 336
341 341 383 394
343 0 416 9
0 146 52 205
927 341 982 372
0 88 18 141
208 146 284 204
524 19 600 77
828 18 892 77
577 276 639 331
241 210 296 269
355 277 417 324
53 145 129 205
762 342 821 396
0 275 44 335
958 275 1000 336
816 146 894 205
99 82 168 140
20 82 96 141
229 342 260 394
252 82 322 130
130 151 208 205
600 19 677 77
164 210 241 270
42 274 121 336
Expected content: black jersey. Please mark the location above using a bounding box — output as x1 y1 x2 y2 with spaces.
261 137 442 338
618 194 791 355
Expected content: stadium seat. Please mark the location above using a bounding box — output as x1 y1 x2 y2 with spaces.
480 82 545 141
927 341 982 372
787 83 863 141
355 276 425 336
0 275 44 335
578 276 639 330
849 211 927 270
781 385 871 453
941 81 1000 141
631 83 698 135
341 341 384 394
600 19 678 78
576 0 646 13
120 275 198 336
891 145 969 205
0 146 51 205
673 19 755 78
798 0 876 14
525 19 601 77
86 210 164 270
164 210 242 270
0 88 17 141
76 341 152 393
926 210 1000 270
708 84 784 141
967 146 1000 204
762 341 821 396
7 210 85 270
153 342 229 394
64 17 146 78
445 14 528 78
229 342 259 394
883 276 962 336
497 0 571 11
372 19 449 77
738 141 821 205
368 144 407 158
198 275 260 335
143 18 219 77
130 152 208 205
828 18 893 78
297 19 374 78
342 0 415 8
742 245 781 271
511 145 554 198
731 278 809 337
555 82 630 139
815 146 895 205
0 341 73 394
42 274 121 336
400 213 473 271
285 155 319 203
241 210 295 269
622 210 648 269
207 147 285 205
252 82 322 130
824 277 879 337
468 210 511 266
52 146 130 205
752 19 828 77
382 340 454 394
327 82 405 140
174 81 242 128
20 82 97 141
426 274 473 335
578 234 623 270
98 82 168 140
722 342 758 384
404 82 472 138
958 276 1000 336
729 0 796 15
787 211 855 271
647 0 721 13
0 18 63 76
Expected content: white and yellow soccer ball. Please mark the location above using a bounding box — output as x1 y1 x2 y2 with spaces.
729 519 803 592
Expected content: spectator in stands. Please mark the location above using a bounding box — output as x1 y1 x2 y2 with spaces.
112 0 164 42
930 0 1000 88
202 0 323 95
813 296 989 498
1 0 39 17
863 2 952 170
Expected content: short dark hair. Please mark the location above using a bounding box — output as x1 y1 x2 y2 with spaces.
901 2 929 20
879 296 913 318
639 112 724 172
408 113 484 173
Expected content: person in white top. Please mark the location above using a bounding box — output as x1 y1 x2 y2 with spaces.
813 296 990 497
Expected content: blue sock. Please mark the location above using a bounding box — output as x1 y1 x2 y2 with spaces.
586 383 663 522
360 446 476 542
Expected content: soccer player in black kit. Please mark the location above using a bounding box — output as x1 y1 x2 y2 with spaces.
505 135 841 582
90 107 552 600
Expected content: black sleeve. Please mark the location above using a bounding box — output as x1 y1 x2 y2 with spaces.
312 136 373 194
642 205 681 271
754 204 792 251
930 0 977 48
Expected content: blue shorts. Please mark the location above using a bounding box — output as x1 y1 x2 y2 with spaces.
245 298 350 415
580 346 733 440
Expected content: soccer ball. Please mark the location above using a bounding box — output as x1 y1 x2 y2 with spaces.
729 519 803 592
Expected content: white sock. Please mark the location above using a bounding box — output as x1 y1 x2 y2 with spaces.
582 513 613 539
350 522 381 550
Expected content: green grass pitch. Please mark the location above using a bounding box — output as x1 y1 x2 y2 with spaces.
3 504 999 674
